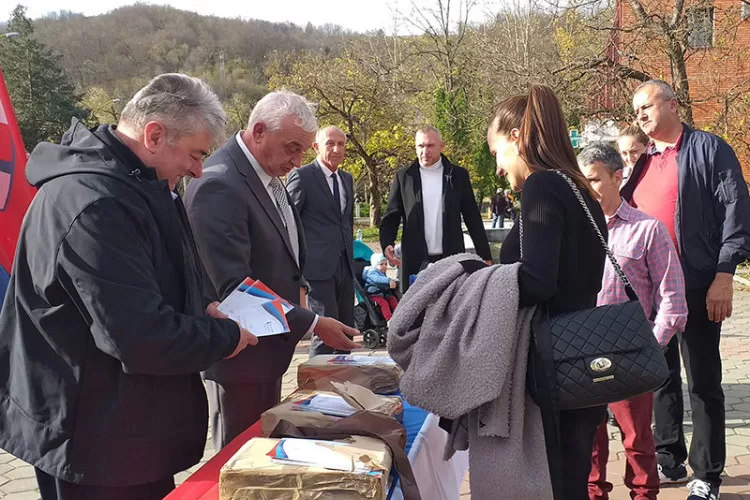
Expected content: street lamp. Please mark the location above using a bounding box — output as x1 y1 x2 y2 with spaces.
0 32 20 39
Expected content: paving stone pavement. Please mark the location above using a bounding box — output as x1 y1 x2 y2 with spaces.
1 287 749 499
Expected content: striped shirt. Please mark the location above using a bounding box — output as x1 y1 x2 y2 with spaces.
598 200 688 346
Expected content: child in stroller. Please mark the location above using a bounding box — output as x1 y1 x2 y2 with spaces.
362 254 399 321
352 240 400 349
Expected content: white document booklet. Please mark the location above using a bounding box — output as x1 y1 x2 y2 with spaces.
217 278 293 337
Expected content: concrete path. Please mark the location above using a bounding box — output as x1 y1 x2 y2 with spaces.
1 289 749 499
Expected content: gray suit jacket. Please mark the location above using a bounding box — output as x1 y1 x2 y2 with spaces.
184 138 316 384
287 160 354 282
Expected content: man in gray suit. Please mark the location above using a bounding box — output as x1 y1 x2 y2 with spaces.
184 91 360 451
287 126 355 356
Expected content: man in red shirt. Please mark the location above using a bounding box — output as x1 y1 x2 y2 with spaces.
622 80 750 500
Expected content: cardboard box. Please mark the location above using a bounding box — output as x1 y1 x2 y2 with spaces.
260 382 404 436
297 355 402 394
219 436 392 500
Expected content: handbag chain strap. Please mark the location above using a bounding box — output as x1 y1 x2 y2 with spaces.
519 170 636 296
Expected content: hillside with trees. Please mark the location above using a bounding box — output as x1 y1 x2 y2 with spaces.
31 4 356 131
2 0 748 224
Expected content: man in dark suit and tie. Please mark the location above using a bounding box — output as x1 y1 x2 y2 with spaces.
287 125 355 356
184 91 359 451
380 126 492 291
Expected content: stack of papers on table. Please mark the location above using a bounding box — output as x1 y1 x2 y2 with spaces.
219 436 392 500
328 355 397 365
217 278 292 337
292 393 359 417
298 354 403 394
266 438 378 474
260 383 404 435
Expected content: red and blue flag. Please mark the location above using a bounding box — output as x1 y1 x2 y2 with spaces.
0 67 36 308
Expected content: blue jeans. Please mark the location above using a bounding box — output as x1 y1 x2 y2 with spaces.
492 213 505 228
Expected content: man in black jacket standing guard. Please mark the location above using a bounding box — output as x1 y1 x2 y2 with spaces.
0 73 257 500
380 126 492 291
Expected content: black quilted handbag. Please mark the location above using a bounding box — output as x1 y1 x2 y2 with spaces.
523 171 669 411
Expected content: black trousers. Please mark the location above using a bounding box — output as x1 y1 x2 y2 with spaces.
206 378 282 451
309 252 355 356
35 468 174 500
653 287 725 484
542 405 607 499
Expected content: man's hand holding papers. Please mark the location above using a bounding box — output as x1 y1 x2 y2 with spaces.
217 278 294 336
206 301 258 359
217 278 361 352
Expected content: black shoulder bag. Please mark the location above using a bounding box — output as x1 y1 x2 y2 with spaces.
523 170 669 411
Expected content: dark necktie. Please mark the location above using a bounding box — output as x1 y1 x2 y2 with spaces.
331 172 341 213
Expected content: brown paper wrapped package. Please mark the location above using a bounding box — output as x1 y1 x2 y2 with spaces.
297 355 402 394
260 383 404 435
219 436 392 500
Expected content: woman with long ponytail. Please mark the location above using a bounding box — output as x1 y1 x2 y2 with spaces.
489 85 608 499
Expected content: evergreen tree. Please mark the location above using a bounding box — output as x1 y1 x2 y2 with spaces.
0 5 87 148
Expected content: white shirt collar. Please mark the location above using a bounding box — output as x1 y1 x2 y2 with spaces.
236 132 273 188
317 159 339 178
419 158 443 170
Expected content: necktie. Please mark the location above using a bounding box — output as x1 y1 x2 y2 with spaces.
269 177 299 263
331 172 342 214
269 177 290 227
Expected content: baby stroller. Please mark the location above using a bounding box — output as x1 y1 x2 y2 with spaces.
352 239 398 349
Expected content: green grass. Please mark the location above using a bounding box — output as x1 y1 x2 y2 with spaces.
354 224 402 244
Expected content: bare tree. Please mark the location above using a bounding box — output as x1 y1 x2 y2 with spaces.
399 0 478 92
267 39 416 226
555 0 750 126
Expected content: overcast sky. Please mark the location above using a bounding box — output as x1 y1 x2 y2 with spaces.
18 0 503 34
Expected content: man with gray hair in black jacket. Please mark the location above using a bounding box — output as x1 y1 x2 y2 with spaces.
0 73 258 499
623 79 750 500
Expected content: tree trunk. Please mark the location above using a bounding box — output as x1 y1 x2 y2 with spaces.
345 127 381 227
367 162 381 227
669 40 694 126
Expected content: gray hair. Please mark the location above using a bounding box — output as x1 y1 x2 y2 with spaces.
415 126 442 141
634 79 677 101
315 125 346 144
119 73 227 145
578 142 624 175
248 91 317 133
